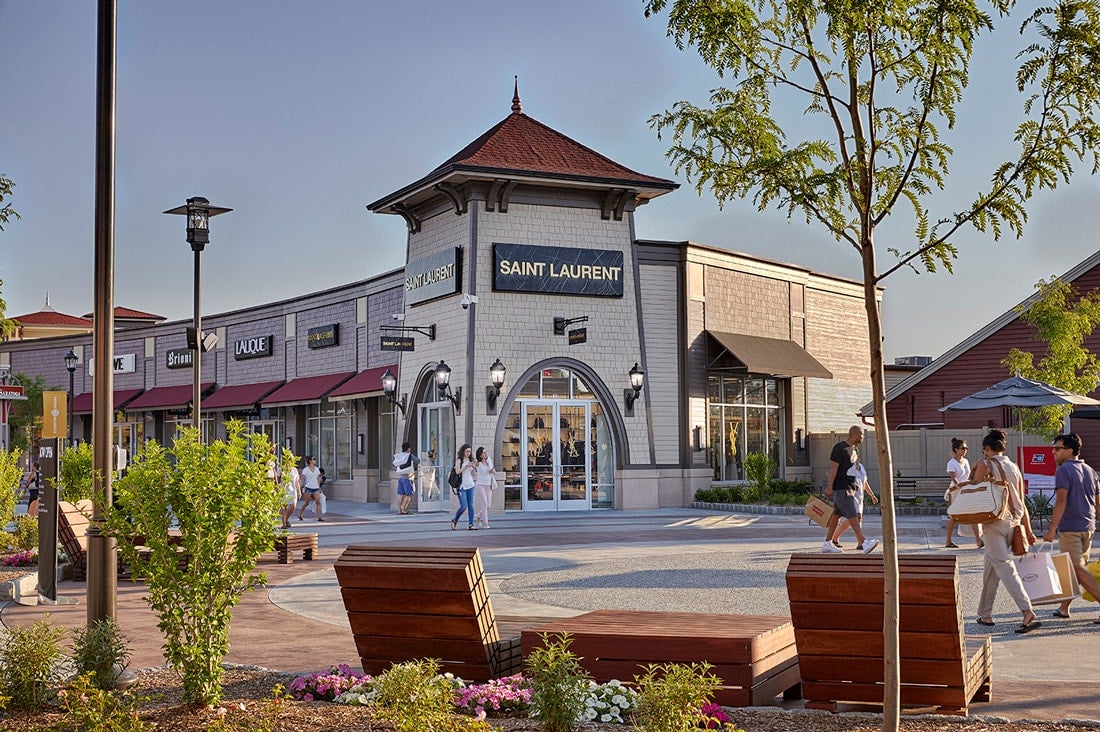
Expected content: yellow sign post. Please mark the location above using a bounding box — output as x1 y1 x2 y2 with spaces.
41 390 68 440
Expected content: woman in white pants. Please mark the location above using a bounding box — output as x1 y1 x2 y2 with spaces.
474 447 496 529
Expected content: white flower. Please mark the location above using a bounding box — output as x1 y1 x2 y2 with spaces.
601 714 612 722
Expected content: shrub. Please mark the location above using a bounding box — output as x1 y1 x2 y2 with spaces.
12 515 38 551
581 679 638 724
0 449 22 526
0 618 66 710
371 659 487 732
70 618 131 691
58 441 97 503
744 452 774 494
289 664 370 702
524 633 591 732
454 673 531 718
53 673 151 732
1 549 36 567
100 421 287 705
632 662 722 732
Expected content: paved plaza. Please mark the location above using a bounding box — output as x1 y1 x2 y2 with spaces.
3 502 1098 722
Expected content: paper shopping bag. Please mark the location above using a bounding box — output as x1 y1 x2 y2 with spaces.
1015 551 1063 601
1029 551 1081 606
804 494 834 528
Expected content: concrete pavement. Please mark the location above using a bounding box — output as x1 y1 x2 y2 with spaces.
3 501 1098 722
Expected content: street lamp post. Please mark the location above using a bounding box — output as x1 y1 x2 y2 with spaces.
64 348 77 451
164 197 231 436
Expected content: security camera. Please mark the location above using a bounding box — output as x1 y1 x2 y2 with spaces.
392 313 405 322
460 293 478 310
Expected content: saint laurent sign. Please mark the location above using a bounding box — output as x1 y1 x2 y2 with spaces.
166 348 193 369
405 248 461 306
234 335 273 360
493 243 624 297
380 336 415 352
307 324 338 349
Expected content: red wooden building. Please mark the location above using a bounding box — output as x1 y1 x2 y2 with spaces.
865 250 1100 463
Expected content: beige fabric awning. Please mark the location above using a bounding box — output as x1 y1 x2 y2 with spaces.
707 331 833 379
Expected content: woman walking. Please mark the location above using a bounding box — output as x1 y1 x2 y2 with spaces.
474 447 496 529
297 456 325 521
973 429 1040 633
451 444 477 531
944 437 982 548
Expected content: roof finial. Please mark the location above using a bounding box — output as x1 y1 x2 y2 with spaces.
43 292 54 311
511 76 522 114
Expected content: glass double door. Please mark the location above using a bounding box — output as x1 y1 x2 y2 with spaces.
523 400 590 511
417 402 454 513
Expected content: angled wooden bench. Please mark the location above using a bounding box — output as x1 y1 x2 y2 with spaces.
522 610 801 707
785 553 991 716
271 532 317 564
334 546 522 681
57 500 95 582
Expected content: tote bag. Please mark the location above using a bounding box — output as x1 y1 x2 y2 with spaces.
946 459 1010 524
1015 550 1063 601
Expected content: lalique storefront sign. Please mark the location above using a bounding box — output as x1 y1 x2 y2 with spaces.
234 335 273 360
492 243 624 297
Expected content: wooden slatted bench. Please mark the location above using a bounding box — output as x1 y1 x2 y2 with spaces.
57 500 94 582
785 554 991 716
522 610 801 707
334 546 522 681
272 532 317 564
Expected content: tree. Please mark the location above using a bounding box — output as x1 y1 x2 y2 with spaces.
643 2 1100 728
9 373 61 454
1003 277 1100 438
1 174 20 340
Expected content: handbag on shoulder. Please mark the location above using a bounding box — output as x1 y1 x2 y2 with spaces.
946 458 1010 524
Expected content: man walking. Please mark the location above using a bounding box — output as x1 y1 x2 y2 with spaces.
822 426 879 554
1043 432 1100 621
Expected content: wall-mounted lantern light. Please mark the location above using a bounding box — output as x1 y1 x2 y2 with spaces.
486 359 507 415
434 360 462 415
624 362 645 416
381 368 407 416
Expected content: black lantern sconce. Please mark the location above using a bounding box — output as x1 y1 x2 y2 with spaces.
623 362 645 416
381 369 407 416
485 359 507 415
434 360 462 415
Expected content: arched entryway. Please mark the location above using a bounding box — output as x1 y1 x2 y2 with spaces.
497 362 620 511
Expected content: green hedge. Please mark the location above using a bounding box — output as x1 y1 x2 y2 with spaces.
695 479 814 506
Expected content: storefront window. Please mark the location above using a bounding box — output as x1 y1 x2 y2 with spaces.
306 399 353 481
707 373 784 481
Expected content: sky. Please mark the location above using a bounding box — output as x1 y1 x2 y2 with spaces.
1 1 1096 363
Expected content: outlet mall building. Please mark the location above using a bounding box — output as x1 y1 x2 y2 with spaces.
1 95 873 513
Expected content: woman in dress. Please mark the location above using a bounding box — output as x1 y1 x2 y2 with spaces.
451 444 477 531
973 429 1039 633
944 438 983 548
473 446 496 529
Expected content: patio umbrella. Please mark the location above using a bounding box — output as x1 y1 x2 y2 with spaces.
939 375 1100 412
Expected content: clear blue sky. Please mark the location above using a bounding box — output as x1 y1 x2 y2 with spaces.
2 1 1095 362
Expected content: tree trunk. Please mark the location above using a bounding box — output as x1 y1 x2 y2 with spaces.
862 243 900 732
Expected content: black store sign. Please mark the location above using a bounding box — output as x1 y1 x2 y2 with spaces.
493 243 624 297
234 335 273 360
166 348 193 369
405 247 461 306
568 328 587 345
307 324 339 349
380 336 415 352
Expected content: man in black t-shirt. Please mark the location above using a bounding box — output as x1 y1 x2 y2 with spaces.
822 426 879 554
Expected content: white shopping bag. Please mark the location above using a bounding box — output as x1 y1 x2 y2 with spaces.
318 491 327 515
1016 551 1063 601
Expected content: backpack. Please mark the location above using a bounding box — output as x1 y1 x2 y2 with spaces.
447 467 463 493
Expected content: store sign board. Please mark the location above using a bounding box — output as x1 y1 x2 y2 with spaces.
380 336 415 352
568 328 587 345
493 243 624 297
88 354 136 376
405 248 461 306
307 324 339 349
166 348 193 369
234 335 273 360
1020 446 1057 493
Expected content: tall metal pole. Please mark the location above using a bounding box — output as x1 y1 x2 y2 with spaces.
67 369 74 451
88 0 118 622
193 248 202 433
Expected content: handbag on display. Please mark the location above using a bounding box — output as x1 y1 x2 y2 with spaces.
946 459 1010 524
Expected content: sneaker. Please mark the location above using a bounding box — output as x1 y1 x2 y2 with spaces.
945 542 959 549
832 540 843 548
821 541 843 553
468 525 478 530
862 539 880 554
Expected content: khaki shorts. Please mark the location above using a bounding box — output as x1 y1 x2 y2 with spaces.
1058 530 1094 566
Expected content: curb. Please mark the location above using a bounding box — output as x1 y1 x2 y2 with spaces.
690 501 946 516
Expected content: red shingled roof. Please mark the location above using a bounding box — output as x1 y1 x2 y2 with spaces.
10 310 93 327
431 112 674 186
82 306 165 321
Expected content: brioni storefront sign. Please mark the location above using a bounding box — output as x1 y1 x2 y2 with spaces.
492 243 624 297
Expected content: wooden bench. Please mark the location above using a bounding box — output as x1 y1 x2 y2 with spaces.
57 500 94 582
272 532 317 564
334 546 522 681
785 554 991 716
895 477 949 502
522 610 801 707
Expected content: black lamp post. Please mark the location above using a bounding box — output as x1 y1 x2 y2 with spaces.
64 348 78 449
486 359 507 414
434 360 462 414
164 197 231 437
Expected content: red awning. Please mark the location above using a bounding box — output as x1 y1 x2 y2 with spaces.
328 364 397 401
261 372 355 407
72 388 144 414
203 381 285 410
125 383 215 411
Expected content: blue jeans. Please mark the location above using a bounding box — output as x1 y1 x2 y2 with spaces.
453 486 475 526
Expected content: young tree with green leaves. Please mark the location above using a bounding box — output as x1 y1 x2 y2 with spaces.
1 174 21 340
9 373 59 454
1003 277 1100 438
644 2 1100 728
